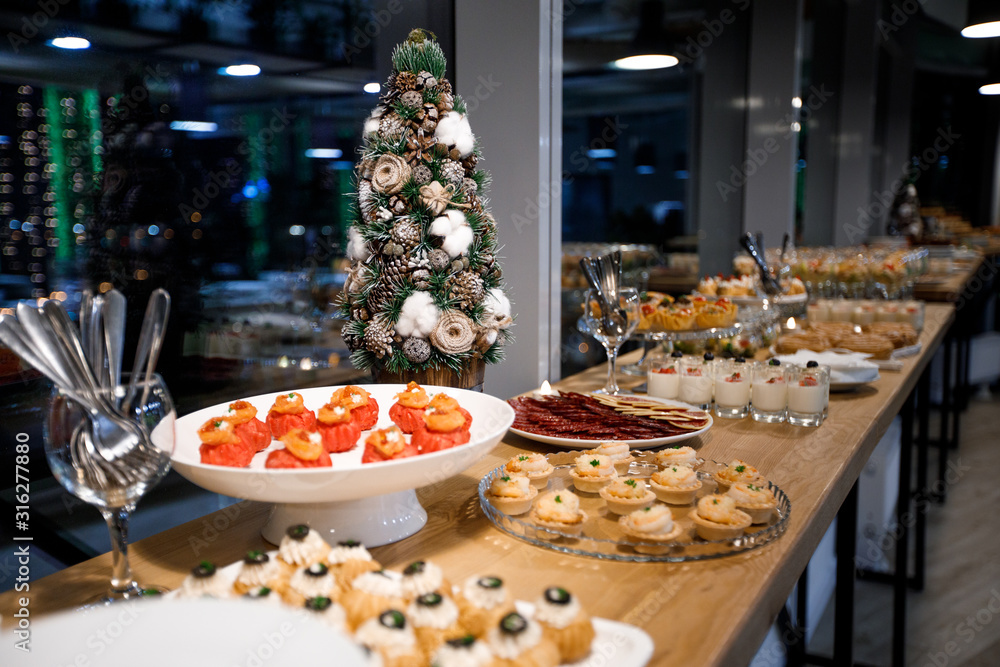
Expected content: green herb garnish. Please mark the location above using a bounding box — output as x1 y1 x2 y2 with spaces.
589 459 600 467
625 479 637 488
735 465 746 473
518 455 529 462
555 495 562 503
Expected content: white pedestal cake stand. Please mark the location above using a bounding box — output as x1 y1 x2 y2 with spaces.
171 384 514 547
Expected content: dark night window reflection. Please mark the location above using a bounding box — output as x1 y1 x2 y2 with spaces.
0 0 444 412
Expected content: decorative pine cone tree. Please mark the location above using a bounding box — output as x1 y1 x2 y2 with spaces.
341 29 512 387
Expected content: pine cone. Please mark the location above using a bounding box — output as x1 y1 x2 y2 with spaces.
411 268 431 289
380 254 412 283
402 337 431 363
412 104 439 133
437 92 455 112
428 249 450 271
412 164 433 185
415 71 437 90
388 195 407 215
448 270 485 309
391 218 421 251
363 316 395 358
439 160 464 190
395 71 418 91
379 112 408 138
461 153 478 173
463 177 478 195
357 180 375 216
399 90 422 109
437 78 453 95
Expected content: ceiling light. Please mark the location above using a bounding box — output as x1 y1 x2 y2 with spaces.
962 22 1000 38
219 64 260 77
979 83 1000 95
612 54 679 70
49 37 90 50
305 148 343 159
169 121 218 133
363 82 381 94
963 2 1000 38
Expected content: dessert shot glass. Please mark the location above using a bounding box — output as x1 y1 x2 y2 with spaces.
751 359 787 423
785 361 830 427
647 351 682 400
678 352 715 409
713 357 752 419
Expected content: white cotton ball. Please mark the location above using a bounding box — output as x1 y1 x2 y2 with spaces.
482 328 498 346
435 112 475 158
484 288 511 318
347 226 370 261
429 209 473 258
363 117 380 136
395 291 441 338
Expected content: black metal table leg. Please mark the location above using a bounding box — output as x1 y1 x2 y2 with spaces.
914 369 930 591
892 390 915 666
935 335 952 503
833 481 858 667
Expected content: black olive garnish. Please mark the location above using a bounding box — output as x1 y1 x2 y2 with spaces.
245 586 272 599
544 587 572 605
379 610 406 629
191 561 216 578
807 360 819 368
305 563 328 577
499 612 528 635
446 635 477 649
403 561 426 576
305 596 332 611
417 592 443 607
243 550 269 565
477 576 502 589
338 540 361 548
286 524 310 540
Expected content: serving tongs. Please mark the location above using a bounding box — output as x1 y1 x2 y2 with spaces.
741 232 783 296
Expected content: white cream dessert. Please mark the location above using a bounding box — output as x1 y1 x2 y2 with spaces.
355 610 420 659
459 576 509 614
400 560 447 598
751 375 787 412
178 561 230 598
431 635 495 667
679 367 713 405
714 370 751 408
408 592 461 630
352 570 405 599
486 613 548 661
648 365 680 399
584 441 634 474
654 445 700 468
327 540 374 566
487 473 537 515
277 524 329 567
287 562 336 601
303 596 348 631
787 377 826 414
569 453 617 493
234 550 280 592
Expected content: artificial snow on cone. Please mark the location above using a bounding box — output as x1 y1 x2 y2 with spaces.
340 29 511 391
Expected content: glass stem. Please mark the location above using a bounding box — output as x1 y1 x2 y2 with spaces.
606 344 620 394
101 505 139 596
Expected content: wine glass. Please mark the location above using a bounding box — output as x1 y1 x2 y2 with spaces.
44 373 175 604
582 287 640 395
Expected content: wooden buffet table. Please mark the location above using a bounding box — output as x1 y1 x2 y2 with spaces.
1 304 956 666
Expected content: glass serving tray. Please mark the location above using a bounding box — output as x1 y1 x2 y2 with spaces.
634 307 779 342
479 453 791 563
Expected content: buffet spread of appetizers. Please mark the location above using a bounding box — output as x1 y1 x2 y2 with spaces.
480 451 790 562
166 524 653 667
